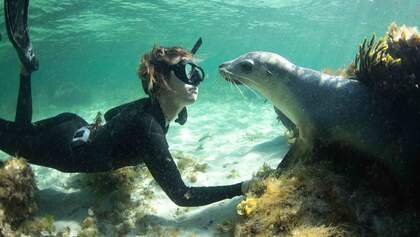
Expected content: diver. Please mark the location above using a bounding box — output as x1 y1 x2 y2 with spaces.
0 0 251 206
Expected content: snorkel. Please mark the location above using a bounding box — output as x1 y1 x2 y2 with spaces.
175 37 203 125
170 37 204 86
191 37 202 55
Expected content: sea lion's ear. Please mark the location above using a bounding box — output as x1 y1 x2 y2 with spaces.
175 107 188 125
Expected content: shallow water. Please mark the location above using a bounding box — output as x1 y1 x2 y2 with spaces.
0 0 419 236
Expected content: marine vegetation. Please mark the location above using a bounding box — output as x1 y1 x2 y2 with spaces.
70 165 156 236
17 215 55 236
353 23 420 93
77 216 100 237
324 23 420 114
0 158 37 236
351 22 420 121
235 162 420 237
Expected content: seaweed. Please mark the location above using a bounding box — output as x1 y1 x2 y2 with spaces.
17 215 55 236
70 165 156 235
234 163 357 236
352 23 420 114
0 158 37 236
78 217 100 237
234 160 420 236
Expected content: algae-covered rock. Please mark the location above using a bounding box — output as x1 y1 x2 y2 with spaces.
17 215 55 236
70 165 156 235
0 158 37 236
235 163 420 237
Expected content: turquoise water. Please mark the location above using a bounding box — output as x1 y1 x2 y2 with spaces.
1 0 419 120
1 1 419 235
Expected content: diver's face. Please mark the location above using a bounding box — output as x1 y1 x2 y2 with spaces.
167 71 199 105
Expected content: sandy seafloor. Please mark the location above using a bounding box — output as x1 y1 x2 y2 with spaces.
0 90 289 236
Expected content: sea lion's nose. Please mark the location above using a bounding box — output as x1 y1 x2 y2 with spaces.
219 60 233 69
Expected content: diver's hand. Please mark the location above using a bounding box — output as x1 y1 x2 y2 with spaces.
241 178 260 195
241 180 251 195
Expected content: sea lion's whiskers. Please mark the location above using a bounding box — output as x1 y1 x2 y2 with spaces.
233 75 259 96
244 84 261 98
226 74 238 95
227 74 235 91
224 71 261 98
227 73 247 97
233 78 246 98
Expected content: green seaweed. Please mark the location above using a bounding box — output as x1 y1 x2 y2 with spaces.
352 23 420 113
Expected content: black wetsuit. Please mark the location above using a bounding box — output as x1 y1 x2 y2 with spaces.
0 73 243 206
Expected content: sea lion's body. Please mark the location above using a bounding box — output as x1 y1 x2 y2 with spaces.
219 51 420 191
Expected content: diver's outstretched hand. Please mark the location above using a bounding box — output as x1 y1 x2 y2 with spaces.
4 0 39 73
241 178 261 195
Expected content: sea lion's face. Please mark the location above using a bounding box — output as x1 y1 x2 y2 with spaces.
218 52 295 96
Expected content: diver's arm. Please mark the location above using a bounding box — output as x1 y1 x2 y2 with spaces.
140 121 243 206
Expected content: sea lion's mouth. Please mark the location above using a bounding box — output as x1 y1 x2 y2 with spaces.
219 68 243 85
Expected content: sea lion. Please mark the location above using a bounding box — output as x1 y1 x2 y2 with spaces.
218 51 420 193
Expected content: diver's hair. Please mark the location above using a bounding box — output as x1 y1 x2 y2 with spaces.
138 46 193 97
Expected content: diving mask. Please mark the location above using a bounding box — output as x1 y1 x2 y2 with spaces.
169 61 205 86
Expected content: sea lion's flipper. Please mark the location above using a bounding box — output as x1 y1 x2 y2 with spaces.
274 106 298 138
276 139 312 170
4 0 38 72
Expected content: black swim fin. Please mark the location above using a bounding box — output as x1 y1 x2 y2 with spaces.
4 0 38 72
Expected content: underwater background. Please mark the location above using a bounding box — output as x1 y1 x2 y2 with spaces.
0 0 419 236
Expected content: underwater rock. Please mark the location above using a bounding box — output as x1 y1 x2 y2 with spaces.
17 215 55 236
234 163 420 237
0 158 37 236
69 165 156 235
78 216 100 237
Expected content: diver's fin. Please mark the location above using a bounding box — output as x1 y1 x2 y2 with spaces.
4 0 39 72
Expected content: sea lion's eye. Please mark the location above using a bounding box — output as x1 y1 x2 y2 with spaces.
240 61 253 74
